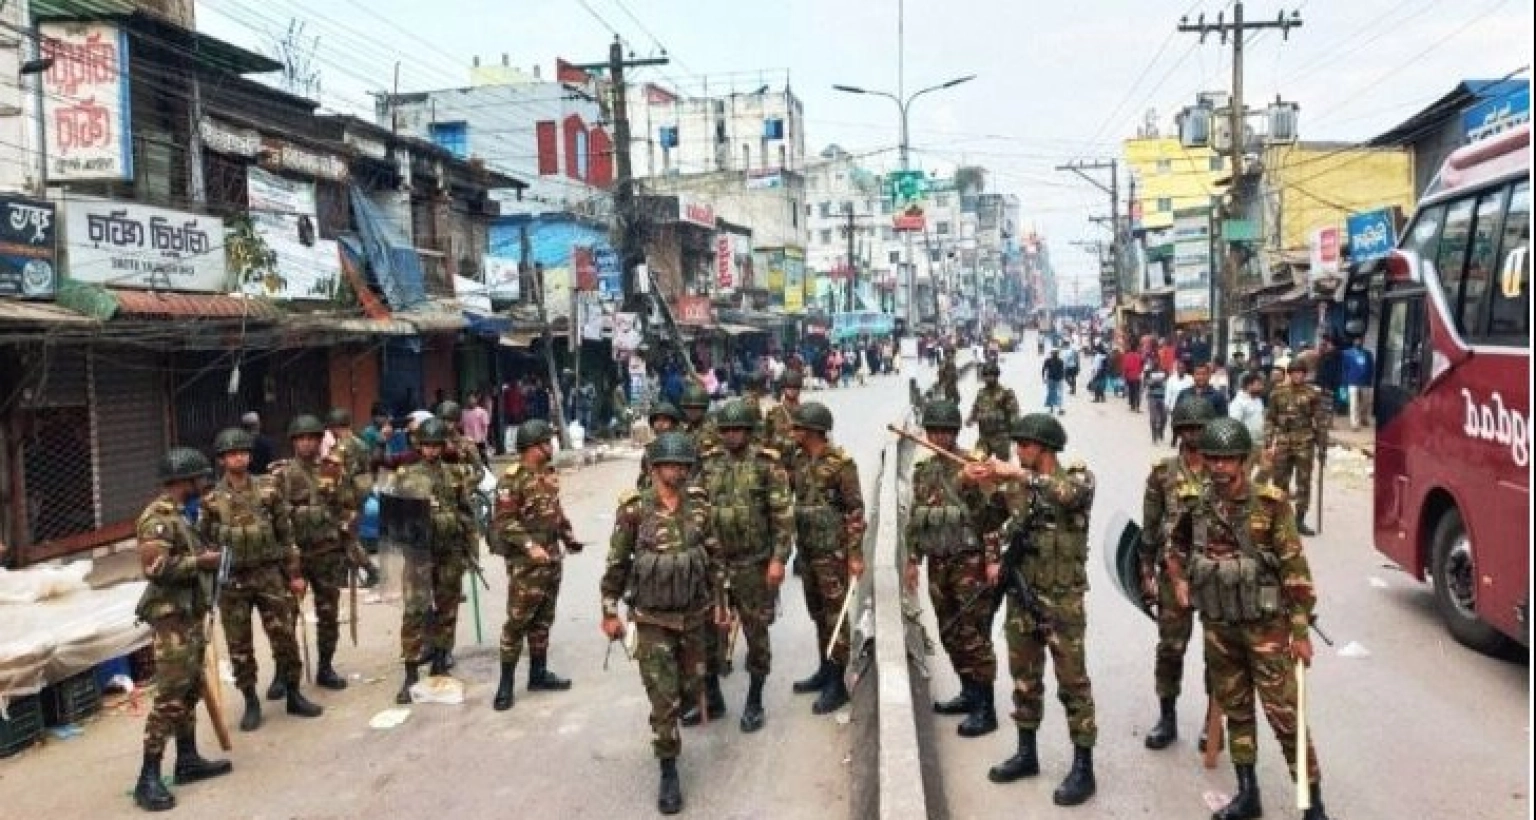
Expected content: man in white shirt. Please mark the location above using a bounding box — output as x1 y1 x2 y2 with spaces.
1228 371 1266 442
1163 360 1195 426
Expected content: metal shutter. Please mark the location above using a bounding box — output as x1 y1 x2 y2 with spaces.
92 350 168 528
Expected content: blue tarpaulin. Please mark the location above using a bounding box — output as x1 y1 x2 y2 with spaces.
489 215 622 300
350 186 427 310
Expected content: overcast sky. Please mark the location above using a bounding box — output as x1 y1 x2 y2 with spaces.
200 0 1533 290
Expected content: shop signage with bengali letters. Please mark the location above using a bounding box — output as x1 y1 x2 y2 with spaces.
243 167 341 300
678 195 716 229
716 234 735 290
40 22 134 182
0 196 59 298
63 199 227 292
674 295 713 325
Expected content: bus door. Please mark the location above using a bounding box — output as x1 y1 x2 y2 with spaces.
1371 288 1429 558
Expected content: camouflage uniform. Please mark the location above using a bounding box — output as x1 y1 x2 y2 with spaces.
329 428 377 563
136 494 214 759
788 444 865 668
937 358 961 404
684 417 723 465
600 487 723 760
199 474 301 692
968 384 1021 460
271 453 357 671
394 458 475 664
1263 380 1330 526
492 462 576 667
763 400 800 464
1140 454 1206 701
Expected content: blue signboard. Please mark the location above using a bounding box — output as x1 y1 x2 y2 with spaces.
1462 81 1530 143
489 215 621 300
1346 209 1397 263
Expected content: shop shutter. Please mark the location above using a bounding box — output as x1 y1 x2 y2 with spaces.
172 351 253 454
91 350 168 528
18 345 88 409
266 349 330 441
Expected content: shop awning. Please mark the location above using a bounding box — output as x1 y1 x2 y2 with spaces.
285 315 419 336
0 299 98 326
463 309 511 335
397 309 468 333
110 290 282 321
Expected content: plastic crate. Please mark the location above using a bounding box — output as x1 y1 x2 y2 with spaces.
39 671 102 727
1 694 44 759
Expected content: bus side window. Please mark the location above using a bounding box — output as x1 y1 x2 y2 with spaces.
1434 198 1476 332
1404 203 1446 271
1461 188 1508 338
1486 181 1530 347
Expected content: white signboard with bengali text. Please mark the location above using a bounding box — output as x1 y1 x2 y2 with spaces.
485 255 521 300
40 22 134 182
64 199 227 292
242 167 339 300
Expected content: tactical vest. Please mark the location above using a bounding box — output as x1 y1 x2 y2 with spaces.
1018 472 1092 593
420 462 470 542
208 482 283 569
705 452 772 562
490 465 561 557
135 500 210 621
630 492 710 612
794 451 847 553
278 461 341 548
339 435 375 495
975 389 1011 436
1185 490 1283 623
910 464 980 558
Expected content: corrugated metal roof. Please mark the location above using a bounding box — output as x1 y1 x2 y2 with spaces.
0 299 98 325
111 290 282 320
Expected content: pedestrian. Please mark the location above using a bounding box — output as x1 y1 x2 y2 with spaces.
1089 348 1108 403
937 352 961 405
1166 418 1332 820
967 361 1021 460
905 399 1004 738
960 414 1098 806
1145 361 1169 443
1229 372 1267 444
130 447 233 811
241 411 275 475
461 392 492 463
362 404 392 466
1164 360 1195 425
787 402 866 715
1122 347 1144 413
1175 362 1230 418
391 418 477 703
599 432 727 815
1063 346 1081 395
489 420 579 712
1314 338 1344 420
1264 360 1330 536
1042 350 1066 416
1137 398 1216 752
1342 336 1375 430
693 401 794 732
200 428 322 730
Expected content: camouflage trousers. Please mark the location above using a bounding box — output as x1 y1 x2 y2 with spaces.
1153 573 1196 699
499 557 562 665
219 562 301 689
1205 617 1321 783
977 435 1013 462
1005 590 1097 747
300 545 348 657
636 619 707 760
144 614 206 757
1270 441 1317 520
927 552 997 682
707 557 778 677
400 546 468 663
799 548 851 667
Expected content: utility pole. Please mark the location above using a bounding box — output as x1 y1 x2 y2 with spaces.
840 202 871 312
1179 2 1303 361
1056 159 1120 304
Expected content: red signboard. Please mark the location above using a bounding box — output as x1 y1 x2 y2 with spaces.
674 295 713 325
680 197 716 228
893 212 925 232
716 236 733 289
573 245 597 291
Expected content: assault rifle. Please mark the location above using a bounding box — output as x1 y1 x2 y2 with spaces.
935 493 1056 646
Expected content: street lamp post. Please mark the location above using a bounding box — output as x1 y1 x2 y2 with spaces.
834 75 974 329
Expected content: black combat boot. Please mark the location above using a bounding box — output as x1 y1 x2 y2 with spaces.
811 663 849 715
238 686 262 732
493 661 516 711
1297 520 1317 537
1145 697 1178 750
265 672 287 701
173 726 232 784
1213 764 1263 820
1052 745 1097 806
958 680 998 738
428 648 449 677
932 677 974 716
1302 781 1331 820
988 728 1040 783
657 757 683 815
316 649 348 691
740 674 766 733
133 753 175 812
395 663 418 705
527 653 572 691
285 681 324 718
793 660 829 694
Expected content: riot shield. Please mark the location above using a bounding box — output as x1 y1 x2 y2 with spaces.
380 491 432 555
1100 510 1153 621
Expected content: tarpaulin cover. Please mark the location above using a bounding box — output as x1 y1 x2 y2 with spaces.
0 568 151 699
349 186 427 311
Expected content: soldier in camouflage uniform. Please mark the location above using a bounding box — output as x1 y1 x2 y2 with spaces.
1264 359 1330 536
1138 396 1216 751
763 371 804 461
437 400 487 475
130 447 233 812
600 432 727 815
200 428 321 731
679 383 722 458
903 399 1007 738
936 349 961 404
491 420 580 712
271 415 358 692
689 400 794 732
325 408 381 587
637 403 684 490
392 418 477 704
1166 418 1331 820
787 402 866 715
962 413 1098 806
967 362 1022 460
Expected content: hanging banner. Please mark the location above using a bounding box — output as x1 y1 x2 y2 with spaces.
242 167 340 300
716 234 735 290
784 247 806 313
573 245 598 291
614 312 643 353
40 22 134 182
1171 208 1211 324
485 255 521 300
0 196 59 298
63 199 226 292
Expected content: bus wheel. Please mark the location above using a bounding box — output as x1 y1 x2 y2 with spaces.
1430 508 1510 656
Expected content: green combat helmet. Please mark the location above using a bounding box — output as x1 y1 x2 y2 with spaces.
416 418 450 445
325 408 352 428
159 447 213 483
649 402 684 425
1198 417 1253 457
516 419 555 451
648 431 698 466
716 400 758 430
288 414 326 438
435 401 463 422
1010 413 1067 452
213 427 255 455
981 362 1002 378
921 399 963 430
680 384 712 409
792 402 834 433
1170 396 1216 432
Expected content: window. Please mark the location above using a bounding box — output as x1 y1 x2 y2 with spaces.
882 226 895 241
1403 203 1445 260
936 221 952 235
1377 296 1428 422
819 202 832 218
1461 189 1507 337
1209 156 1223 171
1487 180 1530 346
1434 197 1476 331
805 203 812 217
935 194 950 207
790 199 798 228
1157 159 1172 174
1156 198 1172 212
840 200 854 215
820 229 833 244
889 250 901 264
881 198 893 215
429 122 469 159
536 122 559 174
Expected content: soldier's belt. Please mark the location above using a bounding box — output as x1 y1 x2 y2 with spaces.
297 537 344 555
718 548 774 566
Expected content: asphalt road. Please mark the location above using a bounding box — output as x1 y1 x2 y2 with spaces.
914 334 1530 820
0 365 928 820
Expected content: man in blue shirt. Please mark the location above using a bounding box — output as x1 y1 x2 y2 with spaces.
1341 336 1375 430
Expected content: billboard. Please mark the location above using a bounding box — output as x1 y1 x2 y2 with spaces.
63 199 226 292
0 196 58 298
1171 208 1211 323
1345 209 1397 264
783 247 806 313
242 167 340 300
40 22 134 182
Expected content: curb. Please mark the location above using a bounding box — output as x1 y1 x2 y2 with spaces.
873 434 927 820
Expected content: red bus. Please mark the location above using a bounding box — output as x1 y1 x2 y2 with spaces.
1343 124 1530 654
